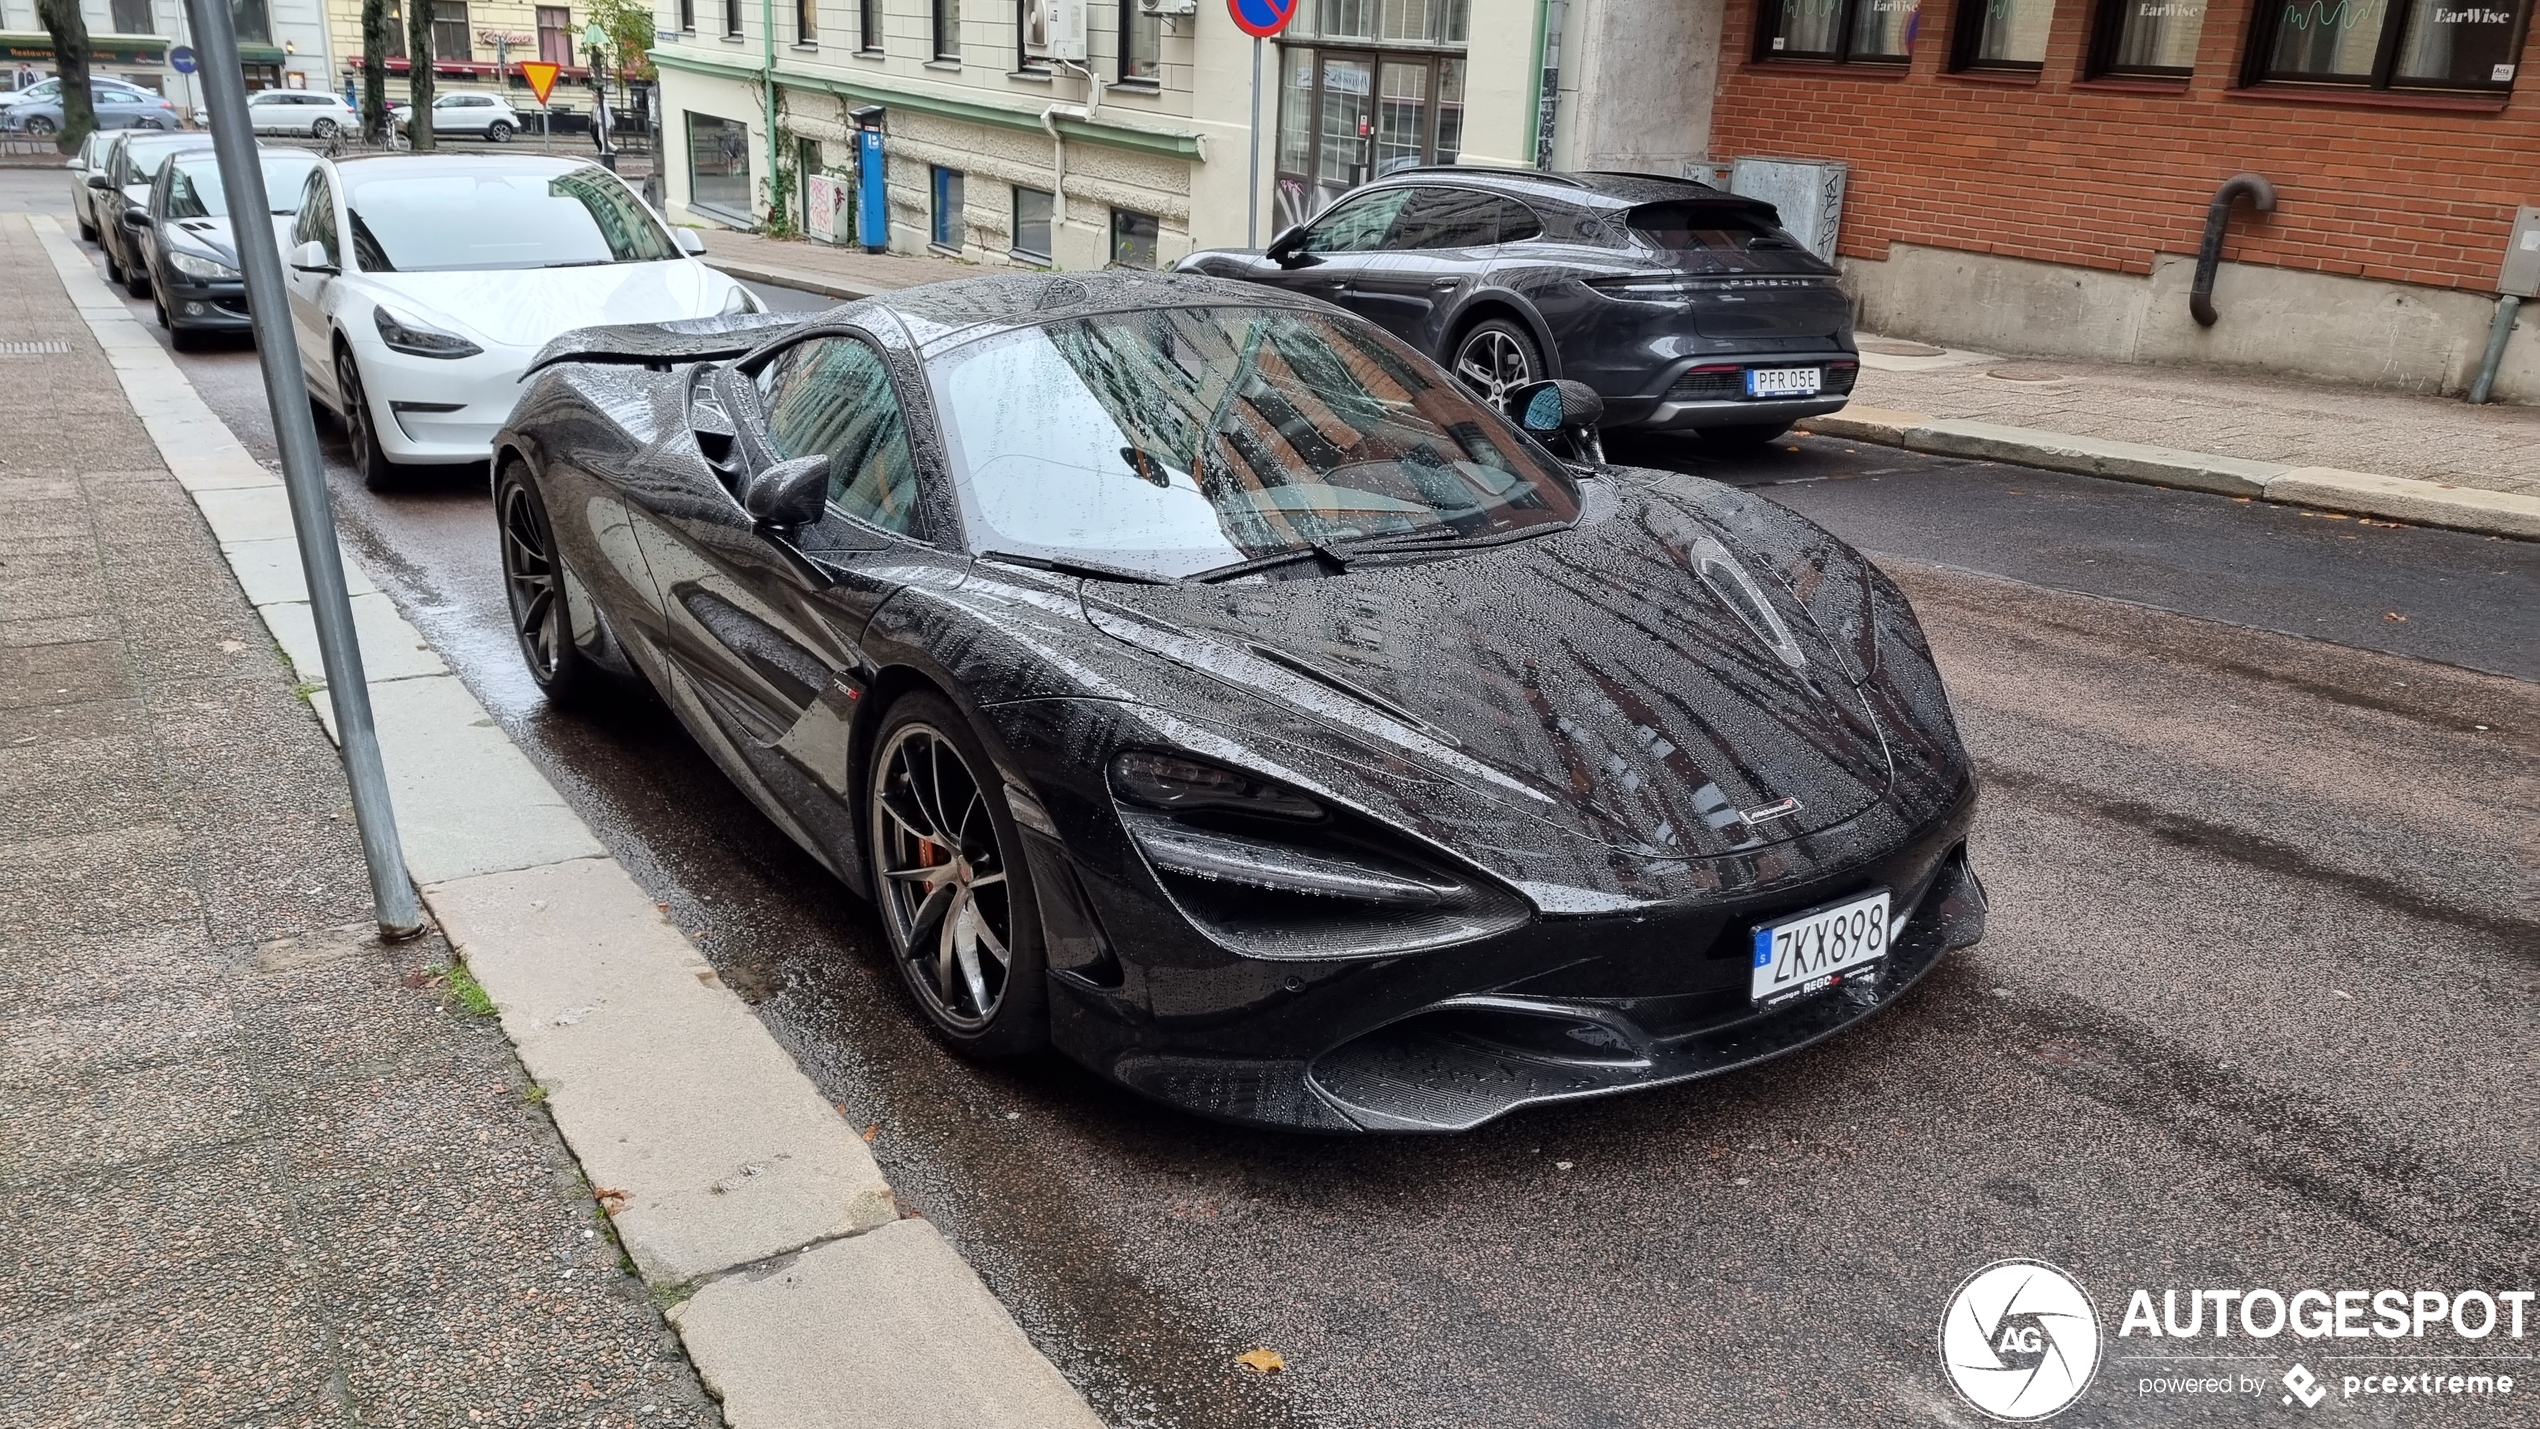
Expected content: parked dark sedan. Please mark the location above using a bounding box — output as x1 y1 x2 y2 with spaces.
128 147 319 348
1179 169 1858 447
92 130 214 296
491 271 1982 1132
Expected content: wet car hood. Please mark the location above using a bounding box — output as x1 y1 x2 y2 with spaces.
1080 481 1892 863
156 213 294 270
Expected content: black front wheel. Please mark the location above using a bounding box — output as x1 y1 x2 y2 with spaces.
868 693 1049 1059
334 347 401 491
495 461 595 705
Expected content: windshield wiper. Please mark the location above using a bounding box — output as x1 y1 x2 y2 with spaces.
1186 522 1570 584
976 550 1179 586
542 258 618 268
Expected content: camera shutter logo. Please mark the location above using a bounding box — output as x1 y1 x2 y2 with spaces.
1939 1259 2103 1421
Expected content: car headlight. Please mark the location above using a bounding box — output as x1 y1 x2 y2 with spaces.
373 303 483 359
719 285 763 316
166 248 238 281
1109 750 1526 960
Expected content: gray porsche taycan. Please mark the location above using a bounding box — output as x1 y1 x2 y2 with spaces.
490 269 1985 1133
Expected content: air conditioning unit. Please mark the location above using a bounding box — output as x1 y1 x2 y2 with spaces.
1023 0 1087 62
1138 0 1198 15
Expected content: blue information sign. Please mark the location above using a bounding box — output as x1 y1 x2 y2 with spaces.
168 45 197 74
1229 0 1297 36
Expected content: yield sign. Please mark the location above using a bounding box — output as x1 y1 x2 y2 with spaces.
520 60 561 104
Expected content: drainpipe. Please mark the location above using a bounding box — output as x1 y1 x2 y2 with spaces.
762 0 778 223
2467 295 2521 405
1039 62 1103 232
2189 173 2275 328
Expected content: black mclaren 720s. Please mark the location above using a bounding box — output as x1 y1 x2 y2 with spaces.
491 269 1985 1133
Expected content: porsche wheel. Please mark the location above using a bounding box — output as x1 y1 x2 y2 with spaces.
1451 318 1542 411
495 461 594 705
869 695 1048 1058
334 347 400 491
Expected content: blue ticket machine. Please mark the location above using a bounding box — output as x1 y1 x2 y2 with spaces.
853 111 888 254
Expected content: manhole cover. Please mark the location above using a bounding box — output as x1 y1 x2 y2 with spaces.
1987 363 2067 383
1859 337 1945 357
0 340 69 356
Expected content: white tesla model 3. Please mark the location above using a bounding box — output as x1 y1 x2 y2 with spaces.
282 153 761 487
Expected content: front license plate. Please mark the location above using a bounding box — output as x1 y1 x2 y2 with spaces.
1750 888 1891 1008
1747 366 1823 397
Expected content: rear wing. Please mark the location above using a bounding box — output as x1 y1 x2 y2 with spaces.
523 311 806 379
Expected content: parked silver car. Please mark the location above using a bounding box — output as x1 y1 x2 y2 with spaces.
3 83 180 135
65 127 114 241
245 89 359 138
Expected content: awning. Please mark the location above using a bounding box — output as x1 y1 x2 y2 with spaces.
0 30 171 65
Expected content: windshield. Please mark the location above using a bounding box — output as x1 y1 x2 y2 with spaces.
343 167 676 272
166 153 321 219
125 141 208 184
1626 202 1820 267
932 306 1579 580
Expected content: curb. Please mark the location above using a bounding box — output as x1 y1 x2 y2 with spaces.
29 212 1108 1429
705 255 880 303
1799 407 2540 541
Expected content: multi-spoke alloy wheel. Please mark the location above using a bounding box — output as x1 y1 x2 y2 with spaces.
868 699 1046 1055
1452 320 1541 411
494 463 590 702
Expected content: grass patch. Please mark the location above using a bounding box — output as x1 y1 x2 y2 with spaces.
439 961 496 1017
520 1081 550 1105
291 680 324 705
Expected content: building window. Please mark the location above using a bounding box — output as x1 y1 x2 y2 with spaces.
2089 0 2204 74
934 0 960 59
1753 0 1918 63
538 6 573 63
1273 47 1466 223
726 0 744 37
2247 0 2526 90
109 0 153 34
1951 0 2056 69
1013 186 1053 258
679 0 695 30
796 0 816 41
932 166 964 249
687 112 753 219
383 0 407 57
432 1 473 60
1111 208 1157 268
232 0 274 43
1121 4 1160 81
860 0 881 48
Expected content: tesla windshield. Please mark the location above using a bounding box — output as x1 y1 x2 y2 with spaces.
933 307 1580 580
166 153 322 219
344 167 677 272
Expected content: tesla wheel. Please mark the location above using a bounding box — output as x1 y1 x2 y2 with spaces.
868 693 1049 1059
334 347 401 491
311 117 338 139
1704 421 1793 450
1450 318 1543 413
495 461 595 705
486 120 513 143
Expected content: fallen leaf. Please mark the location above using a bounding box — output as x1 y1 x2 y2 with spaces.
862 1123 880 1143
2384 612 2408 622
218 639 245 653
1235 1348 1285 1375
594 1187 628 1209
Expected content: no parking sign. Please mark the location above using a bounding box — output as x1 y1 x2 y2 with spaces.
1229 0 1296 37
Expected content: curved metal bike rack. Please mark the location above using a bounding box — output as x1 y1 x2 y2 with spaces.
2190 174 2277 328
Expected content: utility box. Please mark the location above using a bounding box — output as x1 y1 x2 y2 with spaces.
2501 206 2540 298
1729 157 1847 264
1023 0 1088 63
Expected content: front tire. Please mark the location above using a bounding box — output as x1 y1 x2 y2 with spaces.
486 119 514 143
495 461 596 705
868 693 1049 1059
1449 317 1543 413
334 347 401 491
311 117 338 139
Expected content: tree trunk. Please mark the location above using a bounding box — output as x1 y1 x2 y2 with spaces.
360 0 389 141
404 0 434 151
34 0 93 154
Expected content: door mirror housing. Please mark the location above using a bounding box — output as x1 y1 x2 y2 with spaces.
288 239 337 274
86 171 112 190
746 453 830 531
118 207 151 230
674 227 707 256
1505 379 1608 465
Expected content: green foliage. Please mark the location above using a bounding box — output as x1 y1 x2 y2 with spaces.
438 961 496 1017
585 0 659 81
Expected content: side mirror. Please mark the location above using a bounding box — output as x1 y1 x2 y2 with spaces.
86 171 112 189
1505 378 1607 465
674 228 707 256
288 239 336 274
745 454 830 530
118 208 150 230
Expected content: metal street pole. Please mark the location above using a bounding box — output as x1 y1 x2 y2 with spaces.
1246 36 1260 249
179 0 424 940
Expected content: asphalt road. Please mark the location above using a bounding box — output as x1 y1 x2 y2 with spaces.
18 165 2535 1426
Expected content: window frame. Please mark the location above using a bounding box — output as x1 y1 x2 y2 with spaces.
1119 0 1161 83
2239 0 2532 91
795 0 816 43
725 0 745 38
2086 0 2199 77
1110 206 1159 268
1949 0 2054 73
430 0 472 61
1012 185 1054 260
1750 0 1918 64
1271 43 1470 225
933 0 961 60
679 0 695 31
744 330 934 544
931 165 965 250
859 0 882 50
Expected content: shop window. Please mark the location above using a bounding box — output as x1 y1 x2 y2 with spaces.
432 1 473 60
1121 4 1160 81
2247 0 2526 90
687 112 753 220
1013 186 1054 259
1272 46 1467 224
932 166 965 249
1753 0 1919 63
2090 0 2205 74
1951 0 2057 68
934 0 960 59
1111 208 1158 268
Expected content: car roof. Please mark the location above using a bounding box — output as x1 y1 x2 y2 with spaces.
116 133 214 156
855 269 1350 355
331 153 601 179
1353 165 1760 213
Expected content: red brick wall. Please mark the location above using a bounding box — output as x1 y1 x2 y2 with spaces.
1706 0 2540 290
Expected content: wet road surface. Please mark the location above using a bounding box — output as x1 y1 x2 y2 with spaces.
30 183 2536 1427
